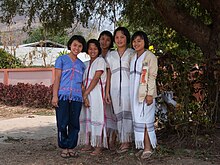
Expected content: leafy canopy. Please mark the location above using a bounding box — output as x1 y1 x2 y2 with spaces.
0 0 125 32
23 27 69 45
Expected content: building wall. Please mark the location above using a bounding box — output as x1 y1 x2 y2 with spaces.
0 68 55 86
0 46 90 66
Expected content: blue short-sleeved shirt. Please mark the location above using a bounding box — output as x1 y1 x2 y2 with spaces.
55 54 86 102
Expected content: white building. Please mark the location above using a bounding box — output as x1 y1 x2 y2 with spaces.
0 40 90 66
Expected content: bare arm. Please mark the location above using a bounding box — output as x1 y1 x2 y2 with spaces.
52 68 61 107
83 70 103 99
82 83 90 107
105 68 112 104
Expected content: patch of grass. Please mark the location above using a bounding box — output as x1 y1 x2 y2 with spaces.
33 110 55 116
4 136 23 142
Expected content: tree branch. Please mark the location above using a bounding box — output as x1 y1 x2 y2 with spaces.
198 0 220 21
152 0 210 49
197 0 212 12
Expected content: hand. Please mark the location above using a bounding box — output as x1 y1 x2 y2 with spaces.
105 93 111 104
83 91 89 101
52 96 59 107
145 95 153 105
84 98 90 107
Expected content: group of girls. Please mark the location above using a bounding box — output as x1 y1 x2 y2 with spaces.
52 27 158 159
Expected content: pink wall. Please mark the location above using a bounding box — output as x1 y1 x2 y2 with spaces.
0 68 55 86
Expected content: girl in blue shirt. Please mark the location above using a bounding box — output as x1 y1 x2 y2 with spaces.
52 35 86 158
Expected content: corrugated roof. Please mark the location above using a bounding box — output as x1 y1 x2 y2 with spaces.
20 40 66 48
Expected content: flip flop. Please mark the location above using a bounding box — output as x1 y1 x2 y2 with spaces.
81 146 93 152
109 144 116 151
116 147 130 153
68 150 79 158
90 151 102 156
135 150 143 157
60 151 70 158
140 150 153 159
90 148 102 156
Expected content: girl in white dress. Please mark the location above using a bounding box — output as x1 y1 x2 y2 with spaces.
98 31 117 150
106 27 134 153
79 39 107 155
130 31 158 159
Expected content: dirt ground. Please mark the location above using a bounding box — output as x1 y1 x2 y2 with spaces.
0 104 220 165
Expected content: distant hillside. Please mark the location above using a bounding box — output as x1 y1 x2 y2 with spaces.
0 15 108 45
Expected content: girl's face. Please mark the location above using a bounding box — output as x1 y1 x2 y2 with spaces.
132 36 145 53
70 40 83 56
114 30 127 48
88 43 99 60
99 34 112 50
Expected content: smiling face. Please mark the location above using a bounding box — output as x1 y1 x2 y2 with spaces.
99 34 112 50
132 36 145 54
114 30 127 49
88 43 99 60
70 40 83 56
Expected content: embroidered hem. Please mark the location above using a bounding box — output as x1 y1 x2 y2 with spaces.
58 94 83 102
79 133 108 148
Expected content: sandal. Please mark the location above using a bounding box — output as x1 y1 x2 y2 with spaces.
140 150 153 159
116 147 130 153
90 148 102 156
109 141 116 151
81 145 93 152
60 150 70 158
116 143 130 153
68 150 79 158
135 150 143 157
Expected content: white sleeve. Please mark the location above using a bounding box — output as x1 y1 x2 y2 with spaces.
96 58 106 71
106 52 112 69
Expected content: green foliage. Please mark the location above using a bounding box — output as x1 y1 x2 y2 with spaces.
57 50 69 57
156 47 214 135
0 0 127 32
176 0 212 25
0 48 23 68
0 83 52 108
23 27 69 45
124 0 161 31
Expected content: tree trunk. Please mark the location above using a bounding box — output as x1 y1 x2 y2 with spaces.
153 0 220 122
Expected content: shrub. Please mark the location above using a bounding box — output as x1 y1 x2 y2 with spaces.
156 53 213 137
0 48 24 69
0 83 52 108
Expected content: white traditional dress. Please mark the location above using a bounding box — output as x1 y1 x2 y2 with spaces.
79 57 107 148
101 51 117 139
130 50 158 149
106 48 134 143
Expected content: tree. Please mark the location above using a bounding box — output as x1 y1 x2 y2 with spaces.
123 0 220 121
0 0 219 121
0 0 122 31
23 27 69 45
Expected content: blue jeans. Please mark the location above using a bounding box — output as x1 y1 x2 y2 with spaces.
55 100 82 149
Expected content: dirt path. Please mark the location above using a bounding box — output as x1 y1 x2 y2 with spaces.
0 115 56 142
0 104 219 165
